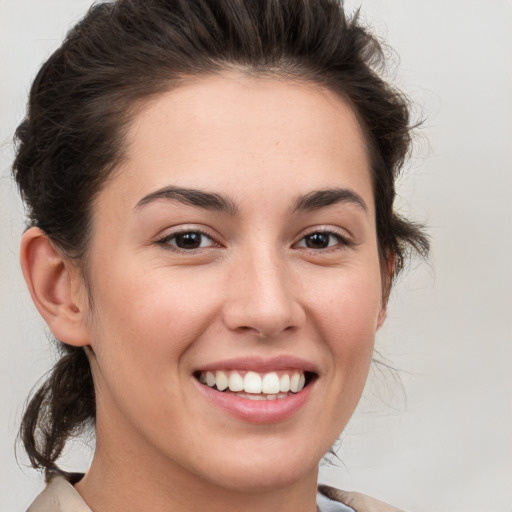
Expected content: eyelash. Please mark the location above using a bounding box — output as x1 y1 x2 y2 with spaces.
156 228 352 253
293 230 353 251
156 229 218 252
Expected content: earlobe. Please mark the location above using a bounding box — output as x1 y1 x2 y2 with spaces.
377 305 387 329
20 227 90 347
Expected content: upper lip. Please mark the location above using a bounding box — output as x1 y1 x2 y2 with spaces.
194 355 319 374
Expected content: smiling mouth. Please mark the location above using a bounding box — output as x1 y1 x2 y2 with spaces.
195 370 316 401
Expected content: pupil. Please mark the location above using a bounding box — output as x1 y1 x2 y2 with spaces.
176 232 201 249
306 233 329 249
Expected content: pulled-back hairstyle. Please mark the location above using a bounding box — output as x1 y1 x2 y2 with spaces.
13 0 429 479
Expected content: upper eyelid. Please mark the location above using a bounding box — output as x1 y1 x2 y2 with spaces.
295 231 348 244
155 225 353 246
295 226 353 241
292 228 355 250
157 227 219 248
157 224 218 239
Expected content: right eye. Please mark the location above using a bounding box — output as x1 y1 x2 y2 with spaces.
157 230 217 251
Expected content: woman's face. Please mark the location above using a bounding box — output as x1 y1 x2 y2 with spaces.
80 73 386 491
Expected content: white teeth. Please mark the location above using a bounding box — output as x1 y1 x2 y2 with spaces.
199 369 308 395
262 372 280 394
206 371 215 387
236 392 267 401
215 370 229 391
244 371 262 393
290 372 300 393
298 373 306 391
235 392 284 401
279 374 290 392
228 372 244 392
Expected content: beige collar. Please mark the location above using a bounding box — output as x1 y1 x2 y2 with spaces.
26 475 91 512
318 484 406 512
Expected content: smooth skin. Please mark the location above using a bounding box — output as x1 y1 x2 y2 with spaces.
21 72 390 512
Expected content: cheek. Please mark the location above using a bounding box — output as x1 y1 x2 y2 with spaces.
83 272 211 432
312 263 382 376
85 265 220 375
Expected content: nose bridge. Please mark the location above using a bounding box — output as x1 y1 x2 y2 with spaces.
223 243 303 337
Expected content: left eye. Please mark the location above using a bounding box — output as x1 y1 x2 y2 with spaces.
159 231 215 250
296 232 346 250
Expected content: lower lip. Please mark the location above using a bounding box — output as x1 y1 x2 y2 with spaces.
194 379 314 424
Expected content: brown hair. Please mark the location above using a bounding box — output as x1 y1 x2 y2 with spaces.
13 0 428 479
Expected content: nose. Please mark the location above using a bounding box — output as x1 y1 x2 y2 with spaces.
222 249 305 338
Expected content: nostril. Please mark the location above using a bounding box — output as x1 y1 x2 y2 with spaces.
221 277 305 337
234 325 278 337
232 323 300 338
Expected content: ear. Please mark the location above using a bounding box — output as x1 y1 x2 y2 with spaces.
377 252 396 329
20 227 90 347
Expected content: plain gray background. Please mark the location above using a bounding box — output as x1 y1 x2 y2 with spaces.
1 1 511 511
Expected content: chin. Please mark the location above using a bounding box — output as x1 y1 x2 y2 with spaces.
205 462 316 494
191 438 324 493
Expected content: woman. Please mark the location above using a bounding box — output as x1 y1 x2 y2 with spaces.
13 1 428 511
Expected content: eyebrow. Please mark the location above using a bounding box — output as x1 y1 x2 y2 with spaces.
293 188 368 214
135 185 367 216
135 186 239 215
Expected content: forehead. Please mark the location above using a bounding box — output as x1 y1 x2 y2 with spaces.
105 73 373 213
